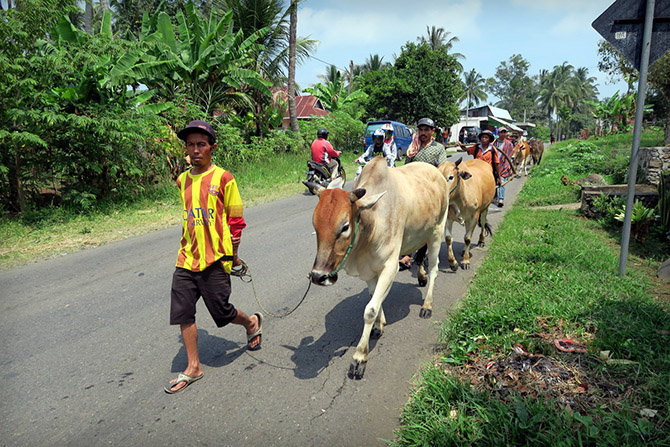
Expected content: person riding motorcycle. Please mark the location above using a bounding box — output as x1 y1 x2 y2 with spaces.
355 129 397 179
310 128 341 180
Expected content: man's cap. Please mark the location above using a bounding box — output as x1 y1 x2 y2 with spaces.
417 117 436 128
479 129 495 140
498 127 508 132
177 120 216 142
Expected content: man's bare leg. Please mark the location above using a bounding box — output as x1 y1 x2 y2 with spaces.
167 322 203 392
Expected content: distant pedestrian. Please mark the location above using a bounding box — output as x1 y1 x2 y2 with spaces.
493 128 514 207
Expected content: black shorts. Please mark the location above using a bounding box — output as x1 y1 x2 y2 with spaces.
170 262 237 327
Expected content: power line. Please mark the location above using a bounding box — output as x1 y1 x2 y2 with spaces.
308 55 349 73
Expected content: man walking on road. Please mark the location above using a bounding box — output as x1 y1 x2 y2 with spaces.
493 127 514 207
165 120 263 394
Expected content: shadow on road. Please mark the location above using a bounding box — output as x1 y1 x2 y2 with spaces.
170 329 246 372
281 281 425 380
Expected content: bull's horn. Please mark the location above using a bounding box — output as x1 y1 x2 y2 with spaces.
349 188 366 203
303 181 325 196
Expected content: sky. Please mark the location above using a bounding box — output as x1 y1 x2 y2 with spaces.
295 0 629 110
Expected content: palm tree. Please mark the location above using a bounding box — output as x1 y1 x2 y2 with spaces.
420 26 465 61
287 0 298 131
212 0 317 136
459 69 488 108
319 64 342 85
361 54 389 73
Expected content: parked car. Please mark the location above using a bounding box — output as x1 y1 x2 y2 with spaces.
364 120 413 160
460 125 481 144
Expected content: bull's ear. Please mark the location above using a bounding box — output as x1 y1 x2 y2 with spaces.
303 181 325 196
356 191 386 210
454 156 463 167
328 177 344 190
459 170 472 180
349 188 366 203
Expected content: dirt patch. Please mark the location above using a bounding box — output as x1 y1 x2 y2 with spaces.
441 341 633 414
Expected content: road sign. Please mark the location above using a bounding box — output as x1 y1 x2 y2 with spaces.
592 0 670 70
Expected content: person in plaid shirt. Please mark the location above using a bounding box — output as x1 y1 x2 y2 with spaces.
493 127 515 207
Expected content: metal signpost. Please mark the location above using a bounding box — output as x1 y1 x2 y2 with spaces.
592 0 670 276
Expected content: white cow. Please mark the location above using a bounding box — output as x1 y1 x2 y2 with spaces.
305 157 449 379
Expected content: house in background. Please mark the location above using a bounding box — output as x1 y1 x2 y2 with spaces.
448 104 534 142
271 87 331 129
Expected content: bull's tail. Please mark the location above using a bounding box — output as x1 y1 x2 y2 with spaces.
478 214 492 237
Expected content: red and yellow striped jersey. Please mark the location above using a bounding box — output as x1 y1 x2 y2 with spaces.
175 165 246 273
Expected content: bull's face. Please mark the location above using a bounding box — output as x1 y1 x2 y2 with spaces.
439 157 470 196
309 188 364 286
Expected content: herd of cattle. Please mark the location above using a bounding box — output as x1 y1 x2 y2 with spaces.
304 139 543 379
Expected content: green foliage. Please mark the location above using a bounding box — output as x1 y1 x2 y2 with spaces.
135 3 272 116
298 111 366 152
592 194 626 227
210 123 304 166
615 200 656 225
529 125 550 141
487 54 537 121
357 42 463 128
303 81 368 114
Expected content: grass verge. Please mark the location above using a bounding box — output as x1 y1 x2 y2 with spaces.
392 137 670 446
0 150 357 270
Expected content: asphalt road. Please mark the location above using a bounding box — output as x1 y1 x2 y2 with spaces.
0 155 526 447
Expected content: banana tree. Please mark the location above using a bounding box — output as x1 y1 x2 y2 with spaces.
303 81 368 113
132 2 272 116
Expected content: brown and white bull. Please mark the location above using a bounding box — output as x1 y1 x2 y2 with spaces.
305 157 449 379
511 140 532 177
438 158 496 270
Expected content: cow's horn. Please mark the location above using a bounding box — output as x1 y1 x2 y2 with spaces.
349 188 366 203
454 157 463 166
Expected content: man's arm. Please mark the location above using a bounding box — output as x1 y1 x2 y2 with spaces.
325 141 341 158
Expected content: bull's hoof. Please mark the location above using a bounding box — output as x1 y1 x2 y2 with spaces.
348 361 366 379
461 263 470 270
419 307 432 319
449 263 459 272
478 242 486 248
417 277 427 287
371 327 384 339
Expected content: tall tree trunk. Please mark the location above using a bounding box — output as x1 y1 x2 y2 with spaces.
13 151 25 213
287 0 299 132
84 0 93 34
348 60 354 94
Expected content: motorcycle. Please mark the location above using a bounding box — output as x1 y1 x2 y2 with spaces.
304 157 346 194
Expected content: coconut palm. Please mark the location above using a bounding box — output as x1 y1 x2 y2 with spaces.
420 26 465 61
459 69 488 108
360 54 389 73
210 0 317 136
319 64 343 85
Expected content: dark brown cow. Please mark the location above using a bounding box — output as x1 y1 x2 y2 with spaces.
530 139 544 166
306 157 449 378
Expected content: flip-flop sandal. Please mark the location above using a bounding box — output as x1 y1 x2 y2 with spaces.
247 312 263 351
163 372 203 394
